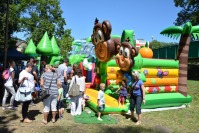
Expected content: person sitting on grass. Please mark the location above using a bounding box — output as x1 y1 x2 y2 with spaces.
57 80 64 119
97 83 106 121
115 80 128 107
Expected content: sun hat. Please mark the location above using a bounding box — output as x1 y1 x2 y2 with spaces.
132 70 140 79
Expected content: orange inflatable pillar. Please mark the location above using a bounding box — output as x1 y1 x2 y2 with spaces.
78 62 87 77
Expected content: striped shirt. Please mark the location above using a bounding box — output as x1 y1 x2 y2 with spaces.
41 71 58 96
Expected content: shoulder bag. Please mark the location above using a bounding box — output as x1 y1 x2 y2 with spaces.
68 76 80 97
130 80 139 98
36 72 54 102
15 79 32 102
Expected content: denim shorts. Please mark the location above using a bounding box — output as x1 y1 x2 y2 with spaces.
57 100 63 109
98 104 105 112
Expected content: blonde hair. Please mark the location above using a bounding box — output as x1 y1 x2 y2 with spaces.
57 80 62 88
100 83 105 88
45 64 52 70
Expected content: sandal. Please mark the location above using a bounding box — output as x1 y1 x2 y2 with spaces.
42 120 47 125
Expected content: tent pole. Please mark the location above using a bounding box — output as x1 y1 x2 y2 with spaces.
3 0 9 70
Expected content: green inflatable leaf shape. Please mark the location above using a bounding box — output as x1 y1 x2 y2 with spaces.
51 36 60 56
36 31 53 55
25 39 38 57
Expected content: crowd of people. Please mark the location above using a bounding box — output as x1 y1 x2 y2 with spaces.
1 57 146 125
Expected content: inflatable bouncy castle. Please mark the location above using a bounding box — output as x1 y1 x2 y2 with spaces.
85 19 192 114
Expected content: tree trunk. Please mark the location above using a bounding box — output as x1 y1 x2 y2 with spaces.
177 34 191 97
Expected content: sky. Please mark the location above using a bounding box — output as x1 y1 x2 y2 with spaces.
17 0 181 43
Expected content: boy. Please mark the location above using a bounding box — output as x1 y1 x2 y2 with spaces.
97 83 106 121
57 81 64 119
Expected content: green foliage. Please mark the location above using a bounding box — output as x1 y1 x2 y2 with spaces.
57 29 74 58
0 0 73 56
150 40 177 49
0 0 20 50
174 0 199 25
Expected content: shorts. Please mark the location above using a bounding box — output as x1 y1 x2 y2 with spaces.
118 96 126 103
43 94 58 112
98 104 105 112
57 100 63 109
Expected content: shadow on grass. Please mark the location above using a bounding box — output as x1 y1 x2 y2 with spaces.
43 125 170 133
0 110 19 133
188 64 199 80
28 110 42 120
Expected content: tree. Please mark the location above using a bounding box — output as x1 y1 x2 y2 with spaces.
0 0 20 50
57 29 74 58
18 0 73 55
160 22 199 96
174 0 199 25
149 40 163 49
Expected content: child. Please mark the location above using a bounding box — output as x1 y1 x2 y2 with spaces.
57 81 64 119
97 83 106 121
116 80 128 106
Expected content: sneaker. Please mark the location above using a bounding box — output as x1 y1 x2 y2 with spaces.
2 107 6 110
7 106 17 110
97 117 102 121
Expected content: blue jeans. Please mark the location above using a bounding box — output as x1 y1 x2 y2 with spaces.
62 82 68 98
130 95 142 115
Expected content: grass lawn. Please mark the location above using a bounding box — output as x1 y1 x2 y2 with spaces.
0 80 198 133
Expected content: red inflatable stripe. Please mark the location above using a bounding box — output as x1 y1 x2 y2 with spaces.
145 86 178 94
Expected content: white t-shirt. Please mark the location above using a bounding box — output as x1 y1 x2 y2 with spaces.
4 68 14 86
98 90 105 106
19 70 35 91
69 75 86 92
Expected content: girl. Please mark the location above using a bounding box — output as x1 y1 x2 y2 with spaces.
2 60 16 110
116 80 128 106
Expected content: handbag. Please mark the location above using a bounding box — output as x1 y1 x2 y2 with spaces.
37 72 54 100
15 80 32 102
68 76 80 97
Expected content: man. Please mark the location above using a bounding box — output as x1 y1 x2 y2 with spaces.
58 58 69 98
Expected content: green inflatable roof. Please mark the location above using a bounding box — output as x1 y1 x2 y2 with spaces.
51 36 60 56
36 31 53 55
121 30 135 46
24 39 38 57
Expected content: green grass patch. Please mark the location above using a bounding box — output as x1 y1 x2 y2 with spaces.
74 107 117 124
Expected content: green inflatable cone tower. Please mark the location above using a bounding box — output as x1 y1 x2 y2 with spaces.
51 36 60 56
25 39 38 57
36 31 53 55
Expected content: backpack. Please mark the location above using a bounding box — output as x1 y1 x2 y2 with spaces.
2 69 10 80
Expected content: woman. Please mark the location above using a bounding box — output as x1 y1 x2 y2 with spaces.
2 60 16 110
69 68 86 116
40 65 58 124
130 71 146 125
18 63 35 123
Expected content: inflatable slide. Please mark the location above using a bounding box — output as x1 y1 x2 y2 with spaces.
85 88 129 114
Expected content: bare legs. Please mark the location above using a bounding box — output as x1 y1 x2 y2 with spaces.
131 111 142 125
